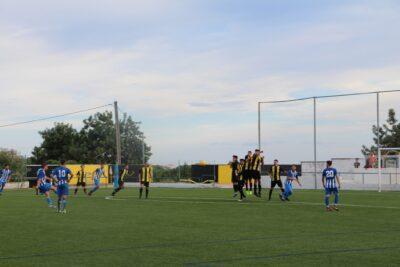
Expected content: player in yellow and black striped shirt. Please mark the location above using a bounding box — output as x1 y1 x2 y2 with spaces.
139 163 153 199
111 164 130 197
229 155 246 201
243 151 253 195
74 164 87 195
251 149 264 197
268 159 285 200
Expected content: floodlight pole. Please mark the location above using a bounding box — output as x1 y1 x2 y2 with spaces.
114 101 122 165
313 97 317 190
258 102 261 150
377 93 382 192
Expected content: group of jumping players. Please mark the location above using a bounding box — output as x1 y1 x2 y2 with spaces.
229 150 341 211
32 160 153 214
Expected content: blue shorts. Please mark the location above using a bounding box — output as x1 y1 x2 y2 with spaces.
284 182 293 193
94 179 100 187
57 184 69 197
39 183 52 194
325 187 338 195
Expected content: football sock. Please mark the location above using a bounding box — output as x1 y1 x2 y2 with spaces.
258 184 262 195
268 189 273 200
139 188 143 198
46 197 52 206
83 188 87 194
89 186 99 195
74 188 78 195
62 200 67 210
325 196 330 207
334 193 339 205
145 188 149 198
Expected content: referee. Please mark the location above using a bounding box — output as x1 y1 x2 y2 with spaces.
268 159 285 200
139 163 153 199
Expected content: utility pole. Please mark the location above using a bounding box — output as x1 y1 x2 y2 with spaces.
142 139 145 165
258 102 261 150
313 97 317 190
114 101 122 165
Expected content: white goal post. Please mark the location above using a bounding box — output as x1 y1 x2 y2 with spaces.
378 147 400 192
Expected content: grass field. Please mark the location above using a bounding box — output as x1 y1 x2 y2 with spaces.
0 187 399 266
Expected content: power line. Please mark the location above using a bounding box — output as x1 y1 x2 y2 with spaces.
0 104 113 128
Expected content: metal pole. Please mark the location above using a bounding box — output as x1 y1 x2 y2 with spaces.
313 97 317 190
178 160 181 181
114 101 122 165
258 102 261 150
142 139 145 165
377 93 382 192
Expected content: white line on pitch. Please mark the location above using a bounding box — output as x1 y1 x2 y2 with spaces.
106 196 400 210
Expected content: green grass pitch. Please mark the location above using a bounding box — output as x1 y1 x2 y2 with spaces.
0 188 399 266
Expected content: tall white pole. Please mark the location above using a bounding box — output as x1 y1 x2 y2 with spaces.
142 139 145 165
313 97 317 190
114 101 122 165
258 102 261 150
377 93 382 192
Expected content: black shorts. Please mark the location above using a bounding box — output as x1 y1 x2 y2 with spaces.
76 182 86 187
140 181 150 187
252 171 261 180
271 180 283 188
243 170 251 181
231 173 239 183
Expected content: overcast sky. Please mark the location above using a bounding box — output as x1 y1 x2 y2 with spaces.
1 0 400 164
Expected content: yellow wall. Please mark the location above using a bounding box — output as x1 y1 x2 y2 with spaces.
218 164 232 185
67 164 110 185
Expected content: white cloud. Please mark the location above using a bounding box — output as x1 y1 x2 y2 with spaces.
1 1 400 163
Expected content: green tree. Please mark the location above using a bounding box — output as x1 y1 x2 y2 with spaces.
80 111 116 163
0 148 27 181
31 111 151 164
31 123 81 163
120 113 151 164
362 108 400 155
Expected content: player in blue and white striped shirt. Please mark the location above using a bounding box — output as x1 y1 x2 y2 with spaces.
51 160 73 213
322 160 341 211
88 164 106 196
37 163 56 208
280 165 301 201
0 164 12 195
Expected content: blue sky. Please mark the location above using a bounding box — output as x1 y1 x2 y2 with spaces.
1 0 400 164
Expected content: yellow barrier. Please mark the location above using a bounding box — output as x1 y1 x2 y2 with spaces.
218 165 232 185
67 164 110 185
